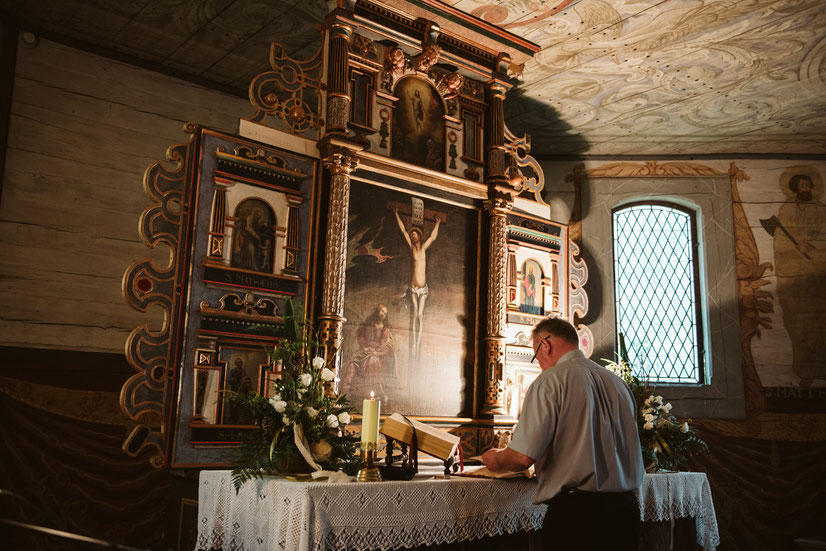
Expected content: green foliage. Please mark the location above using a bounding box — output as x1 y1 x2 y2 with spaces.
604 333 708 472
228 298 360 491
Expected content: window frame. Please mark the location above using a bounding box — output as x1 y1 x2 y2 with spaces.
610 200 706 385
578 170 744 420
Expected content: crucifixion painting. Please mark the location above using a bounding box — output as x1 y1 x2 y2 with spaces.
393 198 444 358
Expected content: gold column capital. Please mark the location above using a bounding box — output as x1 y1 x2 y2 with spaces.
483 195 514 215
322 152 359 175
329 22 353 37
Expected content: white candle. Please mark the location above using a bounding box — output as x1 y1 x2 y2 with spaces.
361 391 381 450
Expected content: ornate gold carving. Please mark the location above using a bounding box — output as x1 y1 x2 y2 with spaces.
436 72 464 99
350 33 377 59
319 153 355 320
484 196 513 215
487 211 509 337
481 338 507 415
585 161 726 178
381 46 408 93
199 293 280 321
322 152 359 176
247 40 324 138
504 123 546 203
413 44 440 73
121 123 199 467
327 96 351 132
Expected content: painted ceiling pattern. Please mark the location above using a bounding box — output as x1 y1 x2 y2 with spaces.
3 0 825 156
449 0 826 155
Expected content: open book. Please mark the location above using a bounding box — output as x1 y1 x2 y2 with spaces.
380 413 460 461
455 464 535 479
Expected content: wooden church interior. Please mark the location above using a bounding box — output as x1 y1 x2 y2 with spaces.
0 0 824 549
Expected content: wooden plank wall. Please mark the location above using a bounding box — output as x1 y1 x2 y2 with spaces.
0 37 250 353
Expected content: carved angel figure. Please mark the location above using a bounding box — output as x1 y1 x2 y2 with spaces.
413 45 440 73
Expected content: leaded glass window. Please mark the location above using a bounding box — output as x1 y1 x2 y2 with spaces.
612 202 704 384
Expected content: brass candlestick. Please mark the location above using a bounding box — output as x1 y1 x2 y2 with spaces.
357 446 382 482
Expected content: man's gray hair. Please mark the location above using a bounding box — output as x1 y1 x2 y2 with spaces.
531 317 579 345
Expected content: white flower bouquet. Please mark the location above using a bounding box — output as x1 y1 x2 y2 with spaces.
228 299 359 490
605 333 708 472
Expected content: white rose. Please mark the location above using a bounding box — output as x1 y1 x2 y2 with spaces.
306 407 318 418
321 367 336 382
300 373 313 387
282 414 291 425
644 414 655 422
312 356 325 369
268 395 282 407
663 403 673 413
271 399 287 413
680 422 690 433
326 414 339 428
644 396 654 405
337 411 351 425
643 421 654 430
655 395 663 404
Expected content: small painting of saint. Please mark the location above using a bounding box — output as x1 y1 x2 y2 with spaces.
392 77 445 171
231 199 274 273
519 259 543 315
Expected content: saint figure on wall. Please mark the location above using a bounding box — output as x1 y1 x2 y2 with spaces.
761 167 826 385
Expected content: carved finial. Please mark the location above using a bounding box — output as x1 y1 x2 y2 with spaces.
414 44 440 73
382 46 408 92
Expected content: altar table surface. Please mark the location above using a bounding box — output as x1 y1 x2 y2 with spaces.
197 464 719 551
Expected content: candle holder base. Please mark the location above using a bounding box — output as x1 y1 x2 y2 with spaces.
357 449 383 482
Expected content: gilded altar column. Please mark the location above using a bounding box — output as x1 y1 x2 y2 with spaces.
325 22 353 136
481 81 516 416
317 152 359 387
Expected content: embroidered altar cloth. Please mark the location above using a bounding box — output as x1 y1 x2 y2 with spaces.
197 467 719 551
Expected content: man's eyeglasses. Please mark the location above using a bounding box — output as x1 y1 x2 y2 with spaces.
531 336 550 364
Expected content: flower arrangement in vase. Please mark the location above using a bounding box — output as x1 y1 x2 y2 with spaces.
604 333 708 472
228 299 360 491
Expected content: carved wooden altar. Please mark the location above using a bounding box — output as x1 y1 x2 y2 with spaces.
120 0 590 468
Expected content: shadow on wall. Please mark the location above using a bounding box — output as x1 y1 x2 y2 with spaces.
503 87 592 157
504 88 598 351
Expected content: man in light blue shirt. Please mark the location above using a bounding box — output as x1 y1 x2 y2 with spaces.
482 317 644 550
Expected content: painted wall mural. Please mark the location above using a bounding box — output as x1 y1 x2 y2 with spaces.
741 165 826 390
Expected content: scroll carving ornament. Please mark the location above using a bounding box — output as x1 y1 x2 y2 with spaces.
121 123 198 467
568 240 593 358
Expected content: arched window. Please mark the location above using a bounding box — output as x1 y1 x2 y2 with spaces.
612 201 704 383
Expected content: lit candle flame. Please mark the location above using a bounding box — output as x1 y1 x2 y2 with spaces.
370 390 375 399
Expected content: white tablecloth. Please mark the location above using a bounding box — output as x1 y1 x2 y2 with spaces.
197 466 719 551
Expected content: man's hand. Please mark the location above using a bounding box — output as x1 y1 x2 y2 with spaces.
482 447 534 473
482 448 502 472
